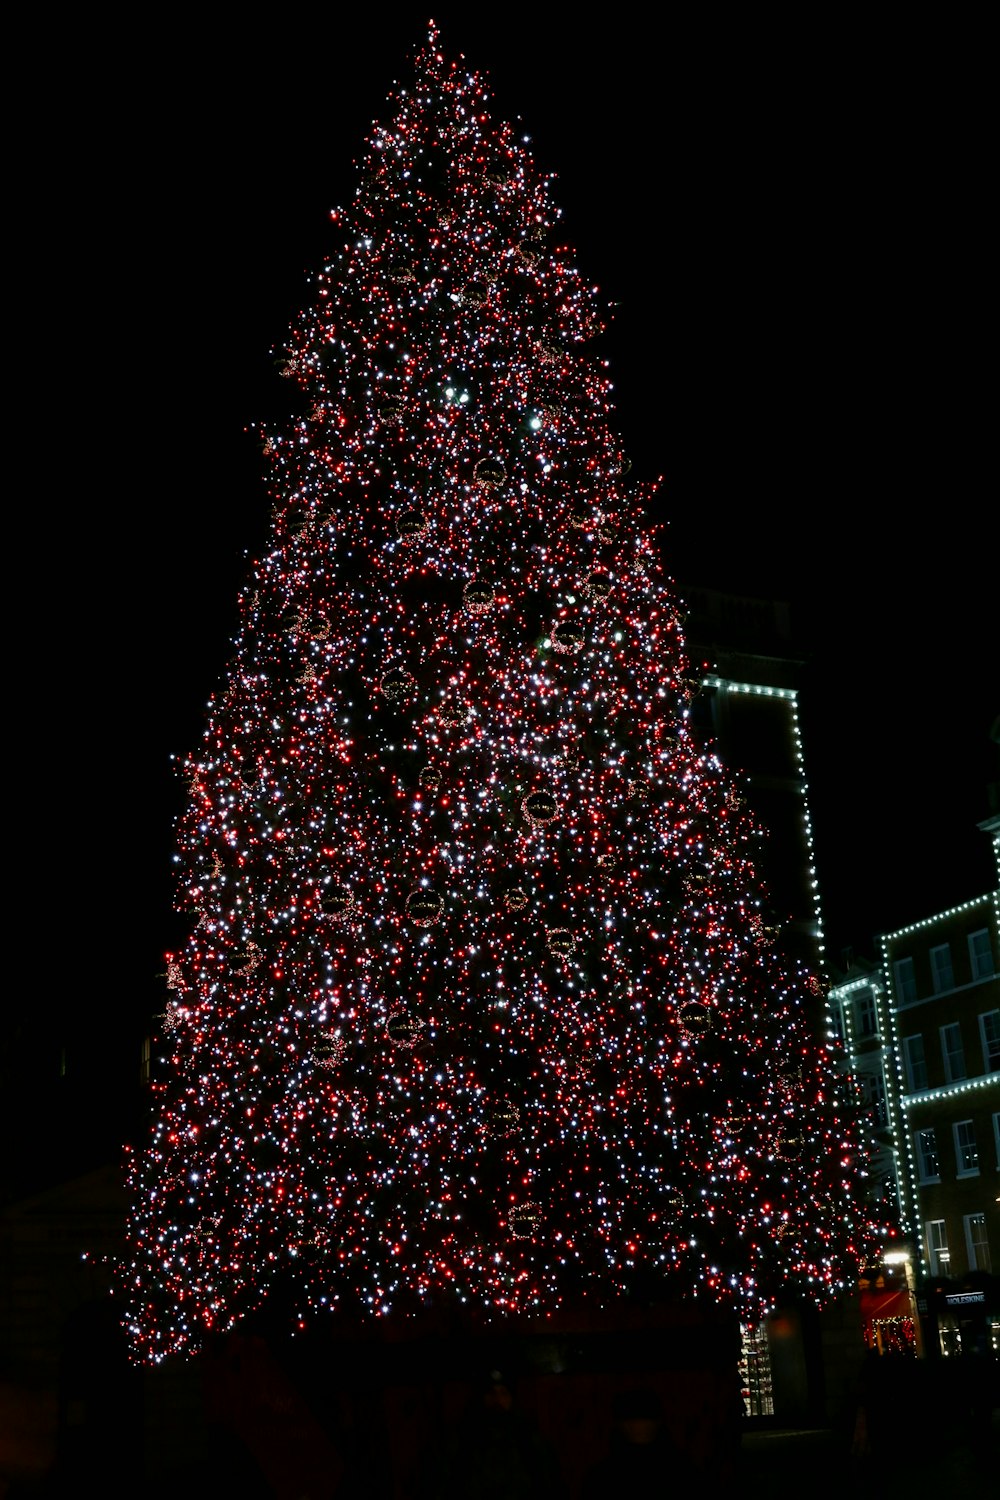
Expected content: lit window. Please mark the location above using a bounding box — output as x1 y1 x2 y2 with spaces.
902 1034 928 1092
940 1022 966 1083
953 1119 979 1176
930 943 954 995
968 928 995 980
915 1127 940 1182
858 1071 888 1129
869 1071 888 1130
980 1010 1000 1073
926 1219 949 1277
894 957 917 1003
965 1213 991 1274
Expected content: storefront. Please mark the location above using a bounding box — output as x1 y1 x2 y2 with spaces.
917 1273 1000 1357
860 1285 918 1356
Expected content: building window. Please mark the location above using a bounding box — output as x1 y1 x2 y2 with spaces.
915 1127 940 1182
140 1035 151 1087
894 957 917 1003
965 1213 991 1274
855 986 878 1038
930 943 954 994
968 928 995 980
869 1071 888 1129
994 1113 1000 1169
953 1119 979 1177
980 1010 1000 1073
927 1219 950 1277
902 1034 927 1091
940 1022 966 1082
877 1172 900 1217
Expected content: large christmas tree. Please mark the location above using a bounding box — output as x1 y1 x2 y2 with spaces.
119 25 875 1365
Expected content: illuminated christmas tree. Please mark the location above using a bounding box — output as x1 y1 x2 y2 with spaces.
119 25 876 1364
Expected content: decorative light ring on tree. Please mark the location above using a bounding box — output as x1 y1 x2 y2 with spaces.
418 765 442 791
313 1036 347 1069
320 886 356 920
564 1043 593 1079
378 396 407 424
568 505 604 532
387 260 417 284
438 699 470 729
535 337 563 364
386 1011 425 1047
551 619 584 654
508 1202 542 1238
231 941 262 974
596 852 617 875
522 789 557 825
460 278 489 307
663 1188 685 1218
487 1101 520 1137
584 574 612 603
678 1000 713 1036
395 508 428 541
406 888 443 927
776 1129 804 1160
546 927 575 957
381 667 416 702
463 581 495 615
475 457 506 490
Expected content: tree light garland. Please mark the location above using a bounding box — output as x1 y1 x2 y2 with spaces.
117 24 879 1365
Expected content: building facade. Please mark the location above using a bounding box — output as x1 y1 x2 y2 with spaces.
831 879 1000 1357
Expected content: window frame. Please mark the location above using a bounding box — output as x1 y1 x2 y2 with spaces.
915 1126 941 1183
968 927 995 980
894 956 917 1003
902 1033 928 1092
930 942 954 994
979 1009 1000 1073
940 1021 966 1083
952 1118 979 1177
855 986 878 1038
926 1218 950 1277
964 1212 991 1274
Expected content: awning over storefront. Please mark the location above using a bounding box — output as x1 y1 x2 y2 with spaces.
860 1288 912 1323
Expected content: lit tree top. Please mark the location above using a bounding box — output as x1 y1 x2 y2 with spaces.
118 23 876 1365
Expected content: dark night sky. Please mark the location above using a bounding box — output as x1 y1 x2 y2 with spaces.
42 13 995 1030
